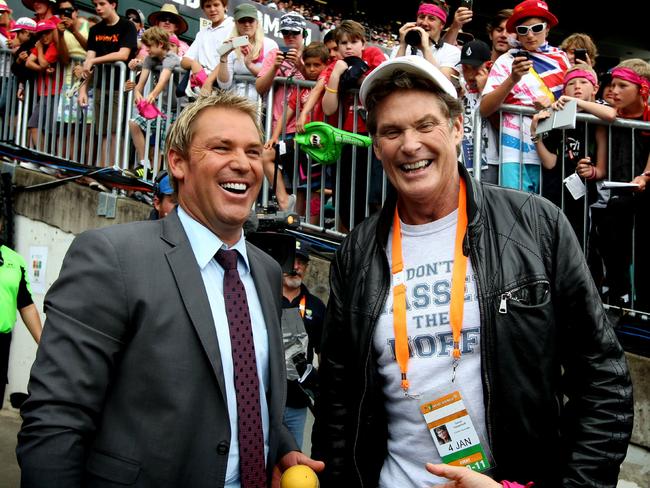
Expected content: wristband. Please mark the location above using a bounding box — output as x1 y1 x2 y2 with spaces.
325 85 338 94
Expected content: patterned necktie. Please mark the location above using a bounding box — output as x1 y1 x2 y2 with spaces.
215 248 266 488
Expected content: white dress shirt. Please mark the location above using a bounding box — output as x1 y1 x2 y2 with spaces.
178 206 270 488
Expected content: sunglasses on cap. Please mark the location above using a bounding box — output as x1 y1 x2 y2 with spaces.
515 22 546 36
281 30 300 37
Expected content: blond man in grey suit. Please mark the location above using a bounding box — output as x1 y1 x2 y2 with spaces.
17 92 323 487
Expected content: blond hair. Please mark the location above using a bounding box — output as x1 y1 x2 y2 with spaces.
142 26 171 51
229 18 264 62
560 33 598 66
617 58 650 83
165 92 262 192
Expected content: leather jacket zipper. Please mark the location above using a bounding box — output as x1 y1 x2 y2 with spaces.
498 280 549 314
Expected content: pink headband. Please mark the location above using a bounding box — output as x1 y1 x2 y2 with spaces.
611 67 650 92
417 3 447 24
564 69 597 87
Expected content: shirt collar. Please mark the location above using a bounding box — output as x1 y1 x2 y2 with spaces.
207 16 232 31
177 206 250 274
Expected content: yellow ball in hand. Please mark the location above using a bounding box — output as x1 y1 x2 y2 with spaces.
280 465 320 488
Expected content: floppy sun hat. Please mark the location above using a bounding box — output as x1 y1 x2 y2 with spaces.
148 4 188 36
506 0 558 33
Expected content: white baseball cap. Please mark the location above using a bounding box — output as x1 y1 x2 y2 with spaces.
359 55 457 106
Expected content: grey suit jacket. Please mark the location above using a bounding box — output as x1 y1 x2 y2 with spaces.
17 211 297 487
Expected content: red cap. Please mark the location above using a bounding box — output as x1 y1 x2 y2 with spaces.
506 1 558 33
35 19 56 33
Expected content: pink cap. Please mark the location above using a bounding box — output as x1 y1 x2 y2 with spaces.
35 20 56 33
0 0 12 13
136 100 168 120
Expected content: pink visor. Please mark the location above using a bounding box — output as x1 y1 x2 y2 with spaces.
564 69 597 87
417 3 447 24
611 67 650 91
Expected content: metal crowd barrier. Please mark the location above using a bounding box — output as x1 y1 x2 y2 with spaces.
259 75 387 237
488 104 650 313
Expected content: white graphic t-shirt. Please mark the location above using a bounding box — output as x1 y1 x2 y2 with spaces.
375 210 488 487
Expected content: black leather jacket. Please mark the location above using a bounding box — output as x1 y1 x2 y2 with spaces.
313 166 633 487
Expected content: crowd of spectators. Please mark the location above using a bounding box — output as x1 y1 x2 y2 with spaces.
1 0 649 311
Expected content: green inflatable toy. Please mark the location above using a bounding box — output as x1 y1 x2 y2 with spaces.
294 122 372 165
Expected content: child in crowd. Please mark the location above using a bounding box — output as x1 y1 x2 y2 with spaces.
531 65 615 245
480 0 570 194
321 19 386 230
590 59 650 310
322 28 338 62
457 39 499 183
129 27 180 171
10 17 37 101
264 42 329 218
560 33 598 67
79 0 137 167
25 20 62 150
181 0 233 91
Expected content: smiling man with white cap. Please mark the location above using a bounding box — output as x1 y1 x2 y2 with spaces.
314 55 633 487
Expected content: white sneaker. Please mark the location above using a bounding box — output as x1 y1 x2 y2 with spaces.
286 194 296 213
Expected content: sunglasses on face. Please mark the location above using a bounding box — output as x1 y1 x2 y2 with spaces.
515 22 546 36
237 17 256 24
158 15 177 23
281 30 300 37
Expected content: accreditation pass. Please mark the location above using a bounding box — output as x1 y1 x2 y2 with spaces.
420 391 491 471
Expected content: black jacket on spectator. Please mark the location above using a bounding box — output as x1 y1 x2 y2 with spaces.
313 164 633 488
282 284 325 408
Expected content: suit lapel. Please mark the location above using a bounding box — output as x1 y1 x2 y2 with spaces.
162 213 227 400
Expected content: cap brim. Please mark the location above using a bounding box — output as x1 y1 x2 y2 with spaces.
460 58 486 67
359 55 458 106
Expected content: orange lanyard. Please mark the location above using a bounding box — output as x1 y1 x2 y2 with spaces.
299 295 306 318
391 178 468 394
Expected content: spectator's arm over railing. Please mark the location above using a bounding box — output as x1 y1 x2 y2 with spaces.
322 60 347 116
84 47 132 73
